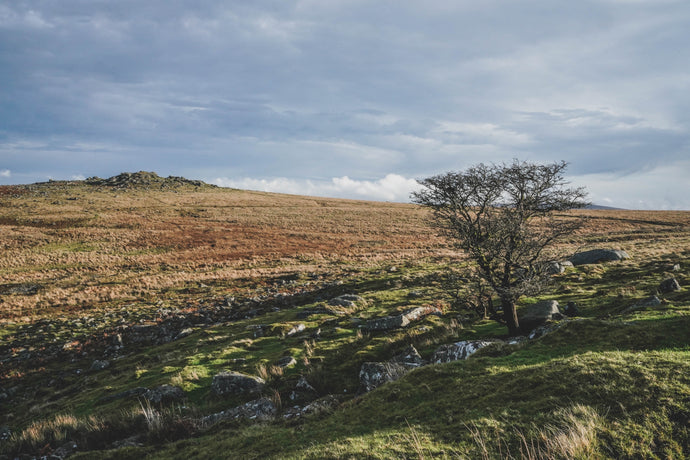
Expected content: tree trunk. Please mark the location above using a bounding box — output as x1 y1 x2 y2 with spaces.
502 298 520 336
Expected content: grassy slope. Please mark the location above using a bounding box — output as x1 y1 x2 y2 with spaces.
1 179 689 459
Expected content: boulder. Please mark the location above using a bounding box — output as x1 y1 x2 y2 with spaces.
144 385 185 404
329 294 364 308
570 249 629 266
563 301 579 317
624 295 662 313
519 300 561 333
283 395 340 420
659 277 681 293
432 340 496 363
211 372 265 396
363 306 440 332
359 362 409 393
544 261 568 275
202 397 277 426
391 345 425 368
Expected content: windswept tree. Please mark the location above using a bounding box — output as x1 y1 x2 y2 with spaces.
412 160 588 335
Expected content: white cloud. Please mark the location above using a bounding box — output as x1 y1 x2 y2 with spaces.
575 160 690 210
212 173 421 202
0 169 11 178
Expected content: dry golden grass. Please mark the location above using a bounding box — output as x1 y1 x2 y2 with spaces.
0 181 688 322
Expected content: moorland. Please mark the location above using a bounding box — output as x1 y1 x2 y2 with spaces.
0 172 688 459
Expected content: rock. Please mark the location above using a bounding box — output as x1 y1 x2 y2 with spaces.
211 371 265 396
570 249 629 266
174 328 194 340
283 395 340 420
276 356 297 368
432 340 496 363
202 397 277 425
296 376 316 393
6 283 42 295
563 301 579 317
89 359 110 372
363 305 440 332
528 321 569 340
328 294 364 310
672 264 681 272
0 426 11 441
519 300 561 333
144 385 185 404
391 345 425 368
286 323 305 336
52 440 78 458
359 362 409 392
544 261 567 275
659 277 681 293
624 295 663 313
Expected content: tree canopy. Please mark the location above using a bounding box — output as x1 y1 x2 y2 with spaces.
412 160 588 335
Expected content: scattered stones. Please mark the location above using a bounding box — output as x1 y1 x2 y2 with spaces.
363 305 440 332
211 371 265 396
519 300 562 333
659 277 681 293
89 359 110 372
570 249 629 266
202 397 277 426
432 340 496 363
144 385 185 404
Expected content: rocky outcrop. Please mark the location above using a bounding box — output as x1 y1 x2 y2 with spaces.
211 372 265 396
358 345 425 393
202 397 277 426
432 340 496 363
570 249 629 266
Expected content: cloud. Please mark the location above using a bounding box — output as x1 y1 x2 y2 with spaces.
574 159 690 210
0 169 11 178
212 174 421 202
0 1 689 208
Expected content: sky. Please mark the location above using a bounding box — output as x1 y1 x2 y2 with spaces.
1 1 689 209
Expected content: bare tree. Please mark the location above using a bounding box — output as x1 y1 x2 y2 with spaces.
412 160 588 335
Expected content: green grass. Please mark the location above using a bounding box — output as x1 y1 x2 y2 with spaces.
3 255 690 459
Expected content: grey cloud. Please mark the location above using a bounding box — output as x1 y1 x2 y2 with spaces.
1 1 689 208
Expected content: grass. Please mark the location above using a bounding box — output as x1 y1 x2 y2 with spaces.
1 178 689 458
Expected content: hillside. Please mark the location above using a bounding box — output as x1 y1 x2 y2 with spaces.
0 174 689 459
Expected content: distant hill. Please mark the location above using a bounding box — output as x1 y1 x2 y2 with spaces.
586 204 626 210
